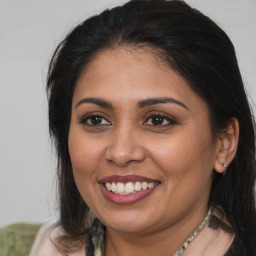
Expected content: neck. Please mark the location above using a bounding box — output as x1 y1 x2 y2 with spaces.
105 204 209 256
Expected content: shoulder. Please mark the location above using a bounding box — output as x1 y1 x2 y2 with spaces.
29 222 61 256
29 222 85 256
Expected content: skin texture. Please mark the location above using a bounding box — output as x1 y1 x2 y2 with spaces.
68 47 238 256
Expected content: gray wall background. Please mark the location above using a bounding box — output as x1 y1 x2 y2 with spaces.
0 0 255 227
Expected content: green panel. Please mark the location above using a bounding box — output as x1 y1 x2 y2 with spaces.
0 223 42 256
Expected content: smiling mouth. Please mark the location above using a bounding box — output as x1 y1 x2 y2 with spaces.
99 175 160 195
99 175 160 204
104 181 159 195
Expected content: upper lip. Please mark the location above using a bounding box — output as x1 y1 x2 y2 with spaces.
99 175 160 184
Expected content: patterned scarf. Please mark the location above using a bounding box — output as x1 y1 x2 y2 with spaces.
86 219 105 256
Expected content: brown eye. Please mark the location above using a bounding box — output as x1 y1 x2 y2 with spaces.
151 115 164 125
144 114 177 126
80 115 111 126
90 116 103 125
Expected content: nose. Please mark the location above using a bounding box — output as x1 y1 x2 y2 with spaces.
105 125 146 167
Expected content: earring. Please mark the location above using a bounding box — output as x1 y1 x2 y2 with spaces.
222 163 228 176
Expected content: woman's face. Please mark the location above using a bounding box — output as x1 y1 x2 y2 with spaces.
69 47 218 234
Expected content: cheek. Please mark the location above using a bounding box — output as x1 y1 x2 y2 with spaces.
68 132 105 210
149 130 216 179
68 129 103 206
152 135 215 213
68 129 104 175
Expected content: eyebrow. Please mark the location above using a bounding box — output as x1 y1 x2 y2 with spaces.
137 97 189 110
75 98 113 109
75 96 188 110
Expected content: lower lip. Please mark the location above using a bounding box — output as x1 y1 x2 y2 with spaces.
100 183 159 204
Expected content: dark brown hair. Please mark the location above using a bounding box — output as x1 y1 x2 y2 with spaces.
47 0 256 254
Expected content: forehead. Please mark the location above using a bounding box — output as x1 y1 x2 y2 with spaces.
73 47 208 112
78 46 171 89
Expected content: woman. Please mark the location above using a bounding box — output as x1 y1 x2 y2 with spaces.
30 0 256 255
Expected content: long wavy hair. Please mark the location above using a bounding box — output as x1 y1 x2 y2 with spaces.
47 0 256 254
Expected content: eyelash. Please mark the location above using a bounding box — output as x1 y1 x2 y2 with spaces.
79 113 178 128
79 114 111 126
144 114 177 127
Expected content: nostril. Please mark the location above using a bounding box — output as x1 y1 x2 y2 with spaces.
106 156 133 167
104 137 146 166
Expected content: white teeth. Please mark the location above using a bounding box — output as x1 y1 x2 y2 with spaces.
111 182 117 193
134 182 141 191
142 182 147 190
106 182 111 190
125 182 134 194
116 182 125 194
105 181 158 195
148 182 154 189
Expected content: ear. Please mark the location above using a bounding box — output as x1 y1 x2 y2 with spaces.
214 118 239 174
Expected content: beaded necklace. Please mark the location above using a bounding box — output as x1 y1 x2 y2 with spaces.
173 207 213 255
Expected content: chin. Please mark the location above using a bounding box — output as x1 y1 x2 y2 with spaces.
96 208 159 234
106 219 152 234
